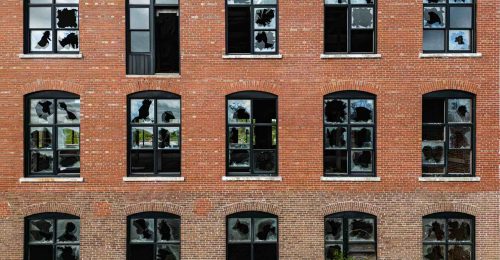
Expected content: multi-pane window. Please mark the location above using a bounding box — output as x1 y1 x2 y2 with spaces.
423 0 475 53
227 92 277 176
25 91 81 177
423 213 474 260
227 212 278 260
25 213 80 260
324 0 376 53
422 91 474 176
25 0 79 53
128 212 180 260
325 212 377 260
127 0 180 75
128 91 181 176
226 0 278 54
324 91 376 176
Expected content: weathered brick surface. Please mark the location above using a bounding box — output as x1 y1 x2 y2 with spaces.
0 0 499 259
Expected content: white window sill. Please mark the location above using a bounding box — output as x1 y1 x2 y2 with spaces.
222 176 282 182
321 176 381 182
19 53 83 59
321 54 382 59
19 177 84 183
419 177 480 182
222 54 283 59
419 53 482 59
123 176 185 182
126 73 181 78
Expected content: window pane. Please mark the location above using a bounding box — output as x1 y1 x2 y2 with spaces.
325 7 348 53
423 219 445 241
449 0 472 3
447 149 471 174
350 100 374 124
422 165 445 175
158 127 179 149
56 0 80 3
348 243 376 253
129 244 154 260
448 245 472 260
254 31 276 52
325 150 347 174
424 7 446 28
131 127 154 149
228 218 251 242
229 150 250 167
228 244 251 260
227 7 251 53
229 127 250 149
31 151 54 173
450 7 472 28
351 30 374 53
130 0 150 4
423 0 445 3
351 151 372 172
131 99 155 123
57 30 80 52
157 99 181 124
423 125 445 141
30 127 53 149
449 30 471 51
351 7 373 29
56 245 80 260
130 218 154 242
253 126 276 149
351 127 373 148
28 245 53 260
348 218 374 242
29 219 54 243
158 150 181 173
423 245 445 260
253 244 278 260
30 0 52 3
227 0 251 4
423 30 445 51
325 244 343 260
254 218 277 242
325 127 347 149
131 31 151 52
347 252 376 260
253 99 277 124
131 150 154 172
423 99 444 123
254 0 276 4
157 218 180 242
253 150 276 172
449 126 471 149
448 99 472 123
156 0 179 4
422 142 444 165
30 7 51 28
31 99 55 124
325 218 343 241
325 99 348 124
30 30 53 52
157 244 180 260
130 8 150 29
448 219 472 242
228 100 251 123
57 99 80 123
59 150 80 172
325 0 347 4
254 8 276 30
58 127 80 149
56 7 79 28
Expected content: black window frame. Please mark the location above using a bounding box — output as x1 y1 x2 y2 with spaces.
423 0 476 53
127 91 182 177
226 91 278 176
324 211 377 260
24 91 81 177
25 212 80 260
24 0 80 54
324 0 377 54
323 91 376 177
422 90 475 177
225 0 279 55
226 211 279 260
127 211 181 260
422 212 475 260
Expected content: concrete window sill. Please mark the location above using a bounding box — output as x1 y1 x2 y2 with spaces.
126 73 181 78
222 176 282 182
419 177 480 182
321 176 381 182
321 54 382 59
222 54 283 59
123 176 185 182
19 53 83 59
19 177 84 183
419 53 482 59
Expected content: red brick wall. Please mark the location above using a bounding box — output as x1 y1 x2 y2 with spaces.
0 0 498 259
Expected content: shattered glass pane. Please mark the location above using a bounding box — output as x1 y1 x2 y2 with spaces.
57 30 79 51
31 151 54 173
56 7 79 29
253 150 276 172
423 125 445 142
351 0 374 3
227 0 251 4
228 100 251 123
254 218 277 242
351 7 373 29
424 7 446 28
422 165 445 175
229 150 250 167
228 244 251 260
423 245 445 260
254 31 276 52
130 8 149 29
131 99 155 123
423 219 445 241
448 219 471 242
158 127 180 149
228 218 251 242
422 141 445 165
325 244 343 260
423 30 445 51
130 218 154 242
423 99 445 123
157 218 180 242
30 7 51 28
157 244 180 260
448 245 472 260
31 0 53 3
325 218 343 241
448 149 471 174
254 8 276 29
57 219 80 242
31 99 55 124
57 99 80 124
31 30 53 52
325 127 347 149
56 0 79 3
351 151 372 172
229 127 250 149
131 150 154 173
350 100 374 124
59 150 80 172
30 127 53 149
158 150 180 173
156 0 179 4
157 99 181 124
56 246 80 260
348 218 374 241
131 31 150 52
253 125 276 149
348 243 376 252
253 99 276 124
449 30 471 51
58 127 80 149
254 0 276 4
448 99 471 123
449 0 472 3
450 7 472 28
449 126 471 149
351 127 373 148
29 219 54 243
423 0 445 3
347 252 376 260
253 244 277 260
129 0 150 4
131 127 154 149
325 150 348 174
325 99 348 124
325 0 347 4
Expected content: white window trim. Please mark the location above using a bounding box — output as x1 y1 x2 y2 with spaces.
123 176 185 182
419 177 480 182
223 54 283 59
321 176 381 182
321 54 382 59
19 177 84 183
222 176 282 182
419 53 482 58
125 73 181 78
19 53 83 59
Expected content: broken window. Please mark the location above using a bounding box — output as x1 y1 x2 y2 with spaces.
226 0 278 54
26 0 79 53
423 0 475 53
324 91 376 176
26 213 80 260
324 0 376 53
26 91 80 177
423 213 474 260
227 92 277 176
128 212 180 260
325 212 377 260
128 91 181 176
422 91 474 176
127 0 180 75
227 212 278 260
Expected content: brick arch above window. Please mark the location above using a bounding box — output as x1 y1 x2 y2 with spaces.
217 201 282 218
125 80 183 97
123 202 186 218
321 202 383 218
320 80 380 97
22 80 84 96
419 203 479 218
418 80 479 96
223 81 282 96
18 202 83 218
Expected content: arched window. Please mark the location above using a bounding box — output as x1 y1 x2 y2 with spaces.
324 91 376 176
25 213 80 260
127 212 181 260
422 90 475 176
226 91 278 176
128 91 181 176
227 211 278 260
423 212 475 260
324 212 377 260
25 91 81 177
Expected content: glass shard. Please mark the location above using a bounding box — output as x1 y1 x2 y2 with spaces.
325 218 343 241
57 219 80 242
229 150 250 167
348 218 374 242
30 127 53 149
448 99 471 123
130 99 155 123
351 7 373 29
254 8 276 29
325 127 347 149
325 99 348 124
254 218 277 242
424 7 446 28
350 100 374 124
157 218 180 242
351 127 373 148
130 218 154 242
31 151 54 173
228 100 251 123
56 7 79 28
158 127 180 149
449 126 471 149
449 30 471 51
157 244 180 260
29 219 54 243
131 127 154 149
423 219 445 241
157 99 181 124
57 99 80 123
351 151 372 172
229 127 250 149
228 218 251 242
58 127 80 149
254 31 276 52
448 219 471 242
31 99 55 124
423 245 445 260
